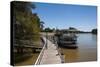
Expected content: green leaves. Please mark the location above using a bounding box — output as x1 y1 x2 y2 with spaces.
13 1 35 14
13 1 41 46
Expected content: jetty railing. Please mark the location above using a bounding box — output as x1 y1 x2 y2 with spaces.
55 37 65 63
34 37 46 65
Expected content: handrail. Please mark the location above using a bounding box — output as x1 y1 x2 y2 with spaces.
34 37 46 65
55 38 65 63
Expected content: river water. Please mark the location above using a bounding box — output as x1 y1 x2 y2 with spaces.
61 33 97 63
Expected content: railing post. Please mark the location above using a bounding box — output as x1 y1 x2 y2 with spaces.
46 32 48 49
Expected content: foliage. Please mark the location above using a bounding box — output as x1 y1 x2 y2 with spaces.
43 27 54 32
12 1 35 14
92 29 97 34
12 1 43 57
69 27 77 30
40 21 45 31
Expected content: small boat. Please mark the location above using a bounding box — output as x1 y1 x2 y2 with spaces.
57 33 78 49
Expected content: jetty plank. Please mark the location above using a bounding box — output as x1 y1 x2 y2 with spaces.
40 38 61 64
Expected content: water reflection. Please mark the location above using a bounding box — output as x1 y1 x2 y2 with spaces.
62 33 97 63
62 48 79 62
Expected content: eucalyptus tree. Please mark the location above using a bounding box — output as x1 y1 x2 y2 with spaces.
40 21 45 32
12 1 42 54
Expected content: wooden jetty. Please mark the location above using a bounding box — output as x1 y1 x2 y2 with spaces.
35 36 62 65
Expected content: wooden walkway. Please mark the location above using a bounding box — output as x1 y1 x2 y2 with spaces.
40 38 61 64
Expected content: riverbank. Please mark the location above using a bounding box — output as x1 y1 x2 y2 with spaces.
15 53 39 66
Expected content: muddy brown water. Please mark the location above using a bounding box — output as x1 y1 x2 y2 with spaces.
61 33 97 63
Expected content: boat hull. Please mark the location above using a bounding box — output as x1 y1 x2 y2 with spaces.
58 43 78 49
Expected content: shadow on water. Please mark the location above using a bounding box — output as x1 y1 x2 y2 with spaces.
61 33 97 63
61 48 79 63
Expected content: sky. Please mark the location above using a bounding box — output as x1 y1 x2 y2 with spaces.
32 2 97 32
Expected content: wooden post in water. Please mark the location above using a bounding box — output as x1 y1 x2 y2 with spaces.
45 31 48 49
61 54 65 63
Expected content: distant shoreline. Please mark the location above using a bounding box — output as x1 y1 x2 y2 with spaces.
40 32 97 35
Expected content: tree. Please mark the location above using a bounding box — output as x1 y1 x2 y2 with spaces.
12 1 42 54
92 29 97 34
40 21 45 31
44 27 54 32
69 27 77 30
12 1 35 14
